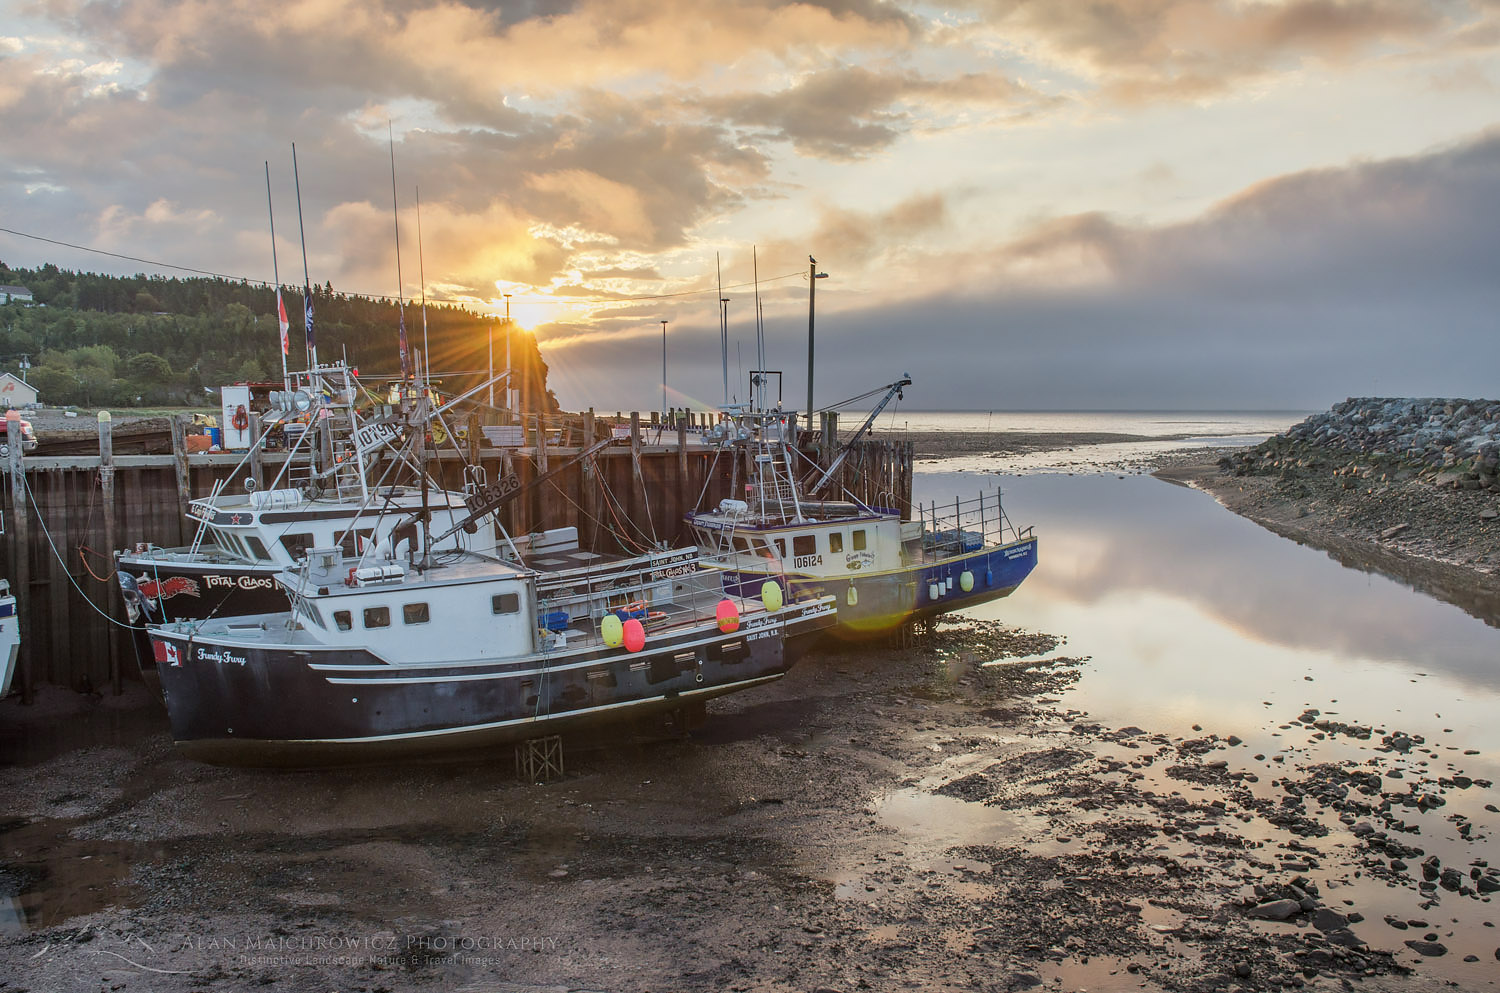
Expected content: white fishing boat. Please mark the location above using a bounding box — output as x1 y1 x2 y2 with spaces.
149 542 836 763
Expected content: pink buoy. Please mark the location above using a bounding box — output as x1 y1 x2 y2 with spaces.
623 617 646 653
716 599 740 633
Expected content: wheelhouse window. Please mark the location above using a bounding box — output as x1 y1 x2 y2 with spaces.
733 536 752 553
364 605 391 628
792 535 816 557
852 529 867 551
492 592 520 615
281 533 316 559
828 532 843 553
340 528 374 557
403 603 430 625
244 535 270 561
296 601 325 629
333 610 352 631
774 538 787 557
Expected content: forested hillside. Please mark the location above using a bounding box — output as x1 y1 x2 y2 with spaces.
0 262 553 410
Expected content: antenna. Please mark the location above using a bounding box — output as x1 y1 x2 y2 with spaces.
264 161 289 389
291 142 316 369
716 252 727 405
416 185 430 386
389 123 411 382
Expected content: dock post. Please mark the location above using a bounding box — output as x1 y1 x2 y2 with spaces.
169 414 192 538
582 409 598 549
99 412 121 695
535 414 549 473
6 412 31 704
247 412 264 492
467 411 481 464
629 412 647 538
677 416 689 525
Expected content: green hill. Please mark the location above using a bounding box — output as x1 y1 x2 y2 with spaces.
0 262 553 411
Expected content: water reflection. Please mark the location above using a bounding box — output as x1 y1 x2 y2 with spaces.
931 473 1500 684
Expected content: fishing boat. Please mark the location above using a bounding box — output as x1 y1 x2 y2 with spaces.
115 362 508 682
148 542 836 763
0 573 17 697
686 375 1037 640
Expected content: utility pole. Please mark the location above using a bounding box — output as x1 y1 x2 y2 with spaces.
806 256 828 433
660 319 669 417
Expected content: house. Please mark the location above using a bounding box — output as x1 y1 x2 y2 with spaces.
0 373 38 408
0 285 34 305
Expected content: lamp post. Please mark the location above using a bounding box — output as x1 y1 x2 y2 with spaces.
660 319 669 418
806 256 828 433
718 297 731 405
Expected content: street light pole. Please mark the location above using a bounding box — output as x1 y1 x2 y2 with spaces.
660 319 669 418
806 256 828 433
503 294 513 417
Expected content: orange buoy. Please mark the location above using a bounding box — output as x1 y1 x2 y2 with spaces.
716 599 740 633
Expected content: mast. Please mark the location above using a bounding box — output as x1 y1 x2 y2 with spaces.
416 186 431 385
264 162 289 389
717 252 728 405
389 123 411 383
291 143 316 370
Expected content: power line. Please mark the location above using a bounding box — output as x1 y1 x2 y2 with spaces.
0 223 809 309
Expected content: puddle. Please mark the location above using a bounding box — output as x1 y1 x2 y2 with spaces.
0 818 155 933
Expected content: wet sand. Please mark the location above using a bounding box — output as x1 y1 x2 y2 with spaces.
863 429 1180 460
2 618 1490 992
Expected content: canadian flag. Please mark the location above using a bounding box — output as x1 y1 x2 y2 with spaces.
276 288 290 356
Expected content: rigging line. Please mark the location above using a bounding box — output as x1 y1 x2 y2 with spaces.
21 474 134 629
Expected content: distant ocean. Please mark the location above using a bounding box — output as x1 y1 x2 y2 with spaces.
865 410 1309 439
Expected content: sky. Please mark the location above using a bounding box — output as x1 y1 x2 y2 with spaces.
2 0 1499 412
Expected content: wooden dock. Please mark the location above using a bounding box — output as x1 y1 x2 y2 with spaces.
0 410 912 700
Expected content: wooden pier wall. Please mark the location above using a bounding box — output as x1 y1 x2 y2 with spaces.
0 413 912 697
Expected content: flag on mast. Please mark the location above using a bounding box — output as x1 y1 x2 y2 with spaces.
304 291 315 352
276 289 290 355
398 304 411 379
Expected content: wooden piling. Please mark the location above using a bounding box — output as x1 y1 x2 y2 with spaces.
98 412 121 695
169 414 192 524
247 412 264 491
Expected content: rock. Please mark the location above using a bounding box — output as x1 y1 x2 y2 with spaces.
1380 523 1410 540
1384 916 1410 930
1245 899 1302 921
1007 972 1042 990
1404 939 1448 957
1313 909 1349 931
1233 962 1252 978
1477 875 1500 894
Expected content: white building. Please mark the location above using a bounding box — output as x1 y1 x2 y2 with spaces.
0 373 39 408
0 285 34 305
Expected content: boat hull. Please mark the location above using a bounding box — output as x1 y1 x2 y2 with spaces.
722 536 1038 637
0 588 17 698
150 599 835 765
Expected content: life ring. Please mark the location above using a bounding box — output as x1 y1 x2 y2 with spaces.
232 405 249 432
432 423 448 446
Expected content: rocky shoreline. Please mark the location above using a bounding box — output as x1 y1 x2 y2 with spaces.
1157 398 1500 625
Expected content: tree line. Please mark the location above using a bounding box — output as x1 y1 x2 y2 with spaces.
0 262 555 411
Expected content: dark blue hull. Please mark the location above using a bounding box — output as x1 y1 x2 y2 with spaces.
151 599 835 764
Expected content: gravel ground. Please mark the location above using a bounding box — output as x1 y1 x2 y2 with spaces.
2 617 1493 993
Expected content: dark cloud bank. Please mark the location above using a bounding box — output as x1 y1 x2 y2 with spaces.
553 129 1500 412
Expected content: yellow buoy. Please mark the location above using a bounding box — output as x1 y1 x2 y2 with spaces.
601 613 624 647
761 580 783 612
960 570 974 593
846 583 858 606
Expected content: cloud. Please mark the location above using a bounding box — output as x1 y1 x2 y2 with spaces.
963 0 1488 102
705 64 1058 159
